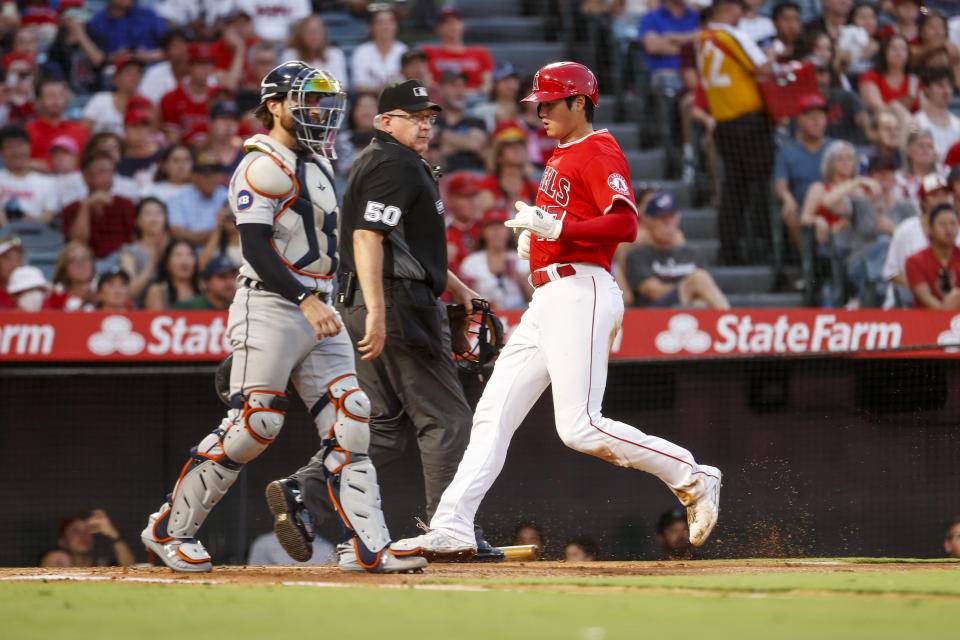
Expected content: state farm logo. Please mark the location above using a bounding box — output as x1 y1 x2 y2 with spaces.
655 314 711 354
654 313 905 355
87 316 145 356
936 315 960 353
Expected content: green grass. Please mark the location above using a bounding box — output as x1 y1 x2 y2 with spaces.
424 568 960 596
4 568 960 640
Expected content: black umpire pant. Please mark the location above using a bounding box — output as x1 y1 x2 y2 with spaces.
290 278 472 525
714 110 775 265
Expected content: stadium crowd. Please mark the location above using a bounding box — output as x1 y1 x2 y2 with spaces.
1 0 960 312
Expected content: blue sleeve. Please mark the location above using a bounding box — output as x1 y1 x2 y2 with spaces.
152 11 167 48
773 146 790 181
639 11 661 38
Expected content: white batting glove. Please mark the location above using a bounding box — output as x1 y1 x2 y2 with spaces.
517 229 531 260
505 200 562 241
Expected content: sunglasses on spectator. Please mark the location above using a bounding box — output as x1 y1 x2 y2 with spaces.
938 268 952 294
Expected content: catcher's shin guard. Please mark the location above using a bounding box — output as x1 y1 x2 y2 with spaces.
320 376 397 567
167 391 287 539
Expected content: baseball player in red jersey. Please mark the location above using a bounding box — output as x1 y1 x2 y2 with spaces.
395 62 722 560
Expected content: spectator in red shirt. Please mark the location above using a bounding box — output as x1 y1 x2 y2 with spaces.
422 8 494 94
444 172 483 276
878 0 920 46
160 42 217 146
906 204 960 308
859 34 921 117
61 151 136 259
476 122 539 215
1 51 37 125
26 79 90 170
0 237 25 309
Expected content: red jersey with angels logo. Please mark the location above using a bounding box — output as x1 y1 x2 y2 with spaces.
530 129 636 272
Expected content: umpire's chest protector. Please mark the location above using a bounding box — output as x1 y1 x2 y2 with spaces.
237 134 340 278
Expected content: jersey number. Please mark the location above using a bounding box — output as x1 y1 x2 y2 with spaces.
700 41 731 89
364 201 401 226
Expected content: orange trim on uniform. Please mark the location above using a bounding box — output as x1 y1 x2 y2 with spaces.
243 155 296 200
269 238 336 279
338 389 370 422
152 507 173 543
169 459 193 505
353 538 382 569
176 545 210 564
327 481 353 530
388 546 422 557
329 447 350 474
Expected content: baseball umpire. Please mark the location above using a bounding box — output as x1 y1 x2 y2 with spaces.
268 79 504 560
139 61 425 574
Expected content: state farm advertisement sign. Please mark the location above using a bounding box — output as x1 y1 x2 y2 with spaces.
0 312 230 361
0 309 958 362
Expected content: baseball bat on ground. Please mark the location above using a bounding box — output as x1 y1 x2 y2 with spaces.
496 545 538 561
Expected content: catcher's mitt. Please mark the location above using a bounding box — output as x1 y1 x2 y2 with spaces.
447 298 504 382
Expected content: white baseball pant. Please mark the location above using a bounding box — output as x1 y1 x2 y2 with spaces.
429 263 717 543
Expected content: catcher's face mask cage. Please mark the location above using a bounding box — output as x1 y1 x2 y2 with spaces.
452 299 504 382
287 69 346 159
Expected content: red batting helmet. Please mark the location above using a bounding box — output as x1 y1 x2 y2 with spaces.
521 61 599 107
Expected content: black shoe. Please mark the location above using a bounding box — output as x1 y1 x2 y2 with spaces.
265 478 315 562
471 536 505 563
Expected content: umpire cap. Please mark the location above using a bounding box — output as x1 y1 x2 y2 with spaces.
377 79 442 114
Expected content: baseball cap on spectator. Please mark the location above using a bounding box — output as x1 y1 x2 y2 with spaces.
928 203 957 226
96 266 130 291
124 109 152 126
7 265 50 294
2 51 33 70
445 172 480 197
57 0 85 13
210 101 240 119
493 63 519 82
436 7 462 24
657 507 687 534
798 93 827 113
50 135 80 154
401 48 428 66
378 79 442 113
202 254 237 280
491 122 527 144
893 0 920 5
481 209 508 226
194 151 221 173
0 237 23 257
112 54 144 74
188 42 217 63
920 173 950 198
645 192 677 217
440 69 469 84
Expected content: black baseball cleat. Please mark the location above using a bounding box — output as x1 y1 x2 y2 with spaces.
471 536 506 562
265 478 315 562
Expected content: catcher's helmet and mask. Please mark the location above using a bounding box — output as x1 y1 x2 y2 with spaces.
447 299 504 383
258 60 346 159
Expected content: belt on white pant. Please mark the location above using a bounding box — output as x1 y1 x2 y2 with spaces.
530 264 577 288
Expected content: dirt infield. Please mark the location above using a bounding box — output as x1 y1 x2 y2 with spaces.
0 559 951 588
